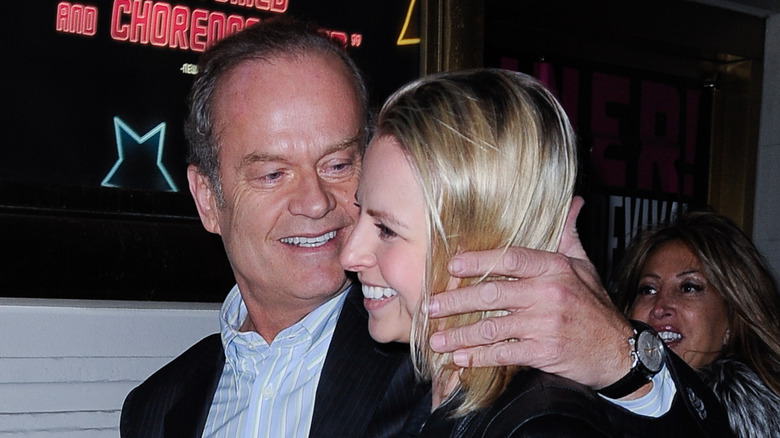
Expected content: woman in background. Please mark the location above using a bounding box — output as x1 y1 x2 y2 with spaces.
612 211 780 437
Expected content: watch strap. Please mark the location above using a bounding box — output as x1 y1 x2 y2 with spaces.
597 320 659 399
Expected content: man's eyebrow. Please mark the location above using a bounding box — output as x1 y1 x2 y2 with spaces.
240 133 364 167
325 132 364 154
240 152 280 166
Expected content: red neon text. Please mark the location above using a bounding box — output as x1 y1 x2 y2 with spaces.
519 59 701 196
56 2 99 36
213 0 288 14
589 72 699 195
111 0 260 52
322 31 363 49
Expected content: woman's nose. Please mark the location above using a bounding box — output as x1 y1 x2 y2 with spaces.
650 291 675 320
340 220 377 272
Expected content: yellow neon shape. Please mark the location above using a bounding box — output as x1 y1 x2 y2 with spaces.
397 0 420 46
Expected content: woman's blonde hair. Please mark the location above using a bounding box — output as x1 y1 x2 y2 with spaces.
374 69 578 414
611 211 780 397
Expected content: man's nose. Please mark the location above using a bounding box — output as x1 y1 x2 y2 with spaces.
288 172 335 219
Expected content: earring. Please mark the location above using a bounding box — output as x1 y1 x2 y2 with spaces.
723 329 731 346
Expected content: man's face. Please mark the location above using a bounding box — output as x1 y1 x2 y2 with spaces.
189 53 363 320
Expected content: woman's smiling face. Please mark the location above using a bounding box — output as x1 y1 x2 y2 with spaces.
629 240 730 368
339 135 428 343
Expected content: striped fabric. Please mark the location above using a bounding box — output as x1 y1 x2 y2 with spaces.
202 285 349 437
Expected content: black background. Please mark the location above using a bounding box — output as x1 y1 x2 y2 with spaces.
1 0 420 301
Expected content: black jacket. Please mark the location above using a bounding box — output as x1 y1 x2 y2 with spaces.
411 353 734 437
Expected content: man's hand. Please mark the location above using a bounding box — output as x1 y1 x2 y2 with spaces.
428 197 636 391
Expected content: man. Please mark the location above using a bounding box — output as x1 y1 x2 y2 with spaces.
121 17 731 437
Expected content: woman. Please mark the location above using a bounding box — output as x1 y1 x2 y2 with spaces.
341 69 663 437
612 211 780 438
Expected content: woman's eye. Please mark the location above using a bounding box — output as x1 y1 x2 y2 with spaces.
637 285 656 296
681 282 703 293
374 223 397 239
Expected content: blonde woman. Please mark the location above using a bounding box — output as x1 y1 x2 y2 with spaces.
341 69 713 436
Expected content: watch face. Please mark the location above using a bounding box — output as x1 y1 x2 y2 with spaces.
637 330 665 372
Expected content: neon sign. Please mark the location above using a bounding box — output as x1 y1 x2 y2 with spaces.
102 117 179 192
55 1 363 53
56 3 99 36
397 0 419 46
213 0 289 13
109 0 261 52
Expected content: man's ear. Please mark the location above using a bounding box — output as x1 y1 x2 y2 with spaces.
187 165 221 235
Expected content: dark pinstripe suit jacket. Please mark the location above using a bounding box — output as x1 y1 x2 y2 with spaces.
120 286 425 438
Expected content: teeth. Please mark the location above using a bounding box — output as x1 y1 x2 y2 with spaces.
281 231 336 248
362 285 398 300
658 331 682 343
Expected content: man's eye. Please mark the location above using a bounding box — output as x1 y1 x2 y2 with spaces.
374 223 397 239
254 170 286 183
331 161 351 171
322 159 354 176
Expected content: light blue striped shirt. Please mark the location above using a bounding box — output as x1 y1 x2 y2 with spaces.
202 285 349 438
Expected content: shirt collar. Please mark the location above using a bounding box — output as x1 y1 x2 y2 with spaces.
219 284 351 369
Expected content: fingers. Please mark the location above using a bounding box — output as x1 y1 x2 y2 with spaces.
448 246 570 280
434 252 574 319
429 281 505 318
429 313 525 353
429 300 636 388
559 196 588 260
429 320 563 371
448 344 531 368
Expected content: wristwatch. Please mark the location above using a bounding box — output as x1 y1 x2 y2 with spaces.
597 320 665 399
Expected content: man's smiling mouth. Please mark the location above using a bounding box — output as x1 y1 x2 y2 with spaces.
281 231 337 248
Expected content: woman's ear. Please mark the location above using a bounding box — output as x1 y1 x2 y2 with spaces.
723 328 731 346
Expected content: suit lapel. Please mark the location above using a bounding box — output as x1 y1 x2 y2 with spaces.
310 285 413 438
154 287 418 438
164 334 225 438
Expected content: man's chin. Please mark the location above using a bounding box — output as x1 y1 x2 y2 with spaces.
293 268 350 297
